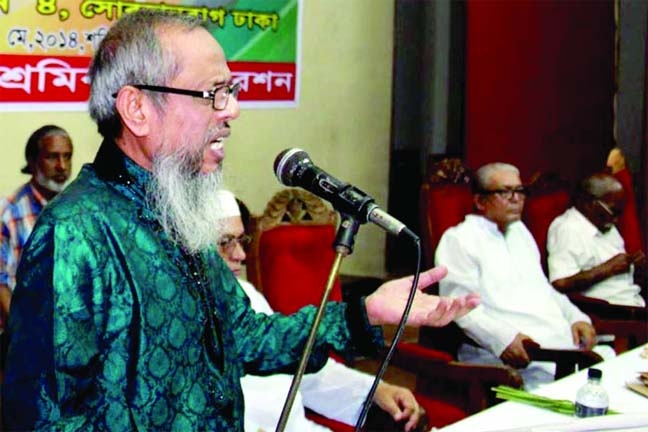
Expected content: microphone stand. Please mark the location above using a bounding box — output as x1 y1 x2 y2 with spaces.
275 213 360 432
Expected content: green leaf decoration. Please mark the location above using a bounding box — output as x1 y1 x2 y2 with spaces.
491 386 620 416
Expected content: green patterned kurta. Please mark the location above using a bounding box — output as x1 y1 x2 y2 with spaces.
2 141 383 431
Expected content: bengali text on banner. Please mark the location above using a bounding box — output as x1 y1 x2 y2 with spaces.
0 0 301 111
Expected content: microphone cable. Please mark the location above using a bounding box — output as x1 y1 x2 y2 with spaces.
353 236 422 432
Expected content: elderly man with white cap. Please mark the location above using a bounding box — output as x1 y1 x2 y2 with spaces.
213 189 428 432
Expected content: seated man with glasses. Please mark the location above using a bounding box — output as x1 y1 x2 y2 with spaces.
547 172 646 307
435 162 613 390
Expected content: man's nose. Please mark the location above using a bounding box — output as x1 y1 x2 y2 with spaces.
220 96 240 121
510 191 525 202
55 156 70 170
232 240 246 261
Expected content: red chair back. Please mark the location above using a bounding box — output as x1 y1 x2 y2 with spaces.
255 223 343 314
523 187 571 272
420 159 474 268
420 183 474 266
246 188 342 314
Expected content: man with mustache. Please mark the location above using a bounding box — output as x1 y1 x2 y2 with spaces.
0 124 73 324
2 9 478 430
547 172 646 307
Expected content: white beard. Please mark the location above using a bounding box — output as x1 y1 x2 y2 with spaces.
147 144 226 254
35 170 68 194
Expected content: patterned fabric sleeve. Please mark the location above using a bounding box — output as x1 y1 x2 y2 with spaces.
214 257 383 376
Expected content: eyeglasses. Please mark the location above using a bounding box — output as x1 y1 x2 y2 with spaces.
123 82 240 110
595 200 621 218
217 234 252 252
480 187 528 201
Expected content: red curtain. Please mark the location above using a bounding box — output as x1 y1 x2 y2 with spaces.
464 0 615 186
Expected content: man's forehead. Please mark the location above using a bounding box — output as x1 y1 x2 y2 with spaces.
490 169 521 186
163 27 230 83
40 135 72 150
220 216 244 232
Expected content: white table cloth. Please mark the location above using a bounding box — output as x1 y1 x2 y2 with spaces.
435 344 648 432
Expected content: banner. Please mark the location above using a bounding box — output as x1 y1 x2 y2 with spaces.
0 0 301 111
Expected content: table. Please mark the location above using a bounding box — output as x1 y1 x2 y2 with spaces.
435 344 648 432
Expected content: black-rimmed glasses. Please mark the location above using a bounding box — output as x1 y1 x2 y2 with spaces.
595 200 621 218
123 82 240 110
217 234 252 252
479 187 528 201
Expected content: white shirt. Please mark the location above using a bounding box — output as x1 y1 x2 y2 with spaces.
237 279 375 432
435 215 595 388
547 207 645 307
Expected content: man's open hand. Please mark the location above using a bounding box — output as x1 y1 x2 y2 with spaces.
364 266 480 327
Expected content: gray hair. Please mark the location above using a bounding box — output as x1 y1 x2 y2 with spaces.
578 172 623 200
474 162 520 192
88 10 204 139
22 125 72 174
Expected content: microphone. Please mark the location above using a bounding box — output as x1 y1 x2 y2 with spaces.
273 148 418 241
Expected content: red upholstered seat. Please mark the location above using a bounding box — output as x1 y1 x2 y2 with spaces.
410 393 468 428
523 187 571 271
419 158 475 268
246 187 340 305
420 183 474 268
305 393 467 431
256 224 342 315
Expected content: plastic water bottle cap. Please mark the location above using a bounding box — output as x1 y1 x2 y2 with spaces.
588 368 602 379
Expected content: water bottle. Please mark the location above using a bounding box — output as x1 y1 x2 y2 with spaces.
574 368 609 417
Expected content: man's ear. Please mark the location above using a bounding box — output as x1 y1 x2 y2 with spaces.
473 194 486 212
26 159 37 175
114 86 151 137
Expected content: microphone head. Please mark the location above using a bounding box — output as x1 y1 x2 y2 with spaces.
273 148 311 186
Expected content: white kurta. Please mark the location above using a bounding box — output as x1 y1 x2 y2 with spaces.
435 215 594 389
237 279 374 432
547 207 645 307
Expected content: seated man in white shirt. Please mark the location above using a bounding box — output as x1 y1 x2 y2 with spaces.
435 162 613 390
214 189 424 432
547 172 646 307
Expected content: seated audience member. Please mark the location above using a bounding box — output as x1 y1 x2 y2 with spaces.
214 189 424 432
0 124 73 323
435 162 614 390
547 172 646 307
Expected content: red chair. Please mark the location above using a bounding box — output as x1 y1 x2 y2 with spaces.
247 188 469 430
248 223 343 314
420 158 474 268
522 172 572 272
420 183 474 269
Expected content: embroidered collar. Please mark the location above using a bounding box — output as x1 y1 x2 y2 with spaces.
93 139 152 201
92 140 157 222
